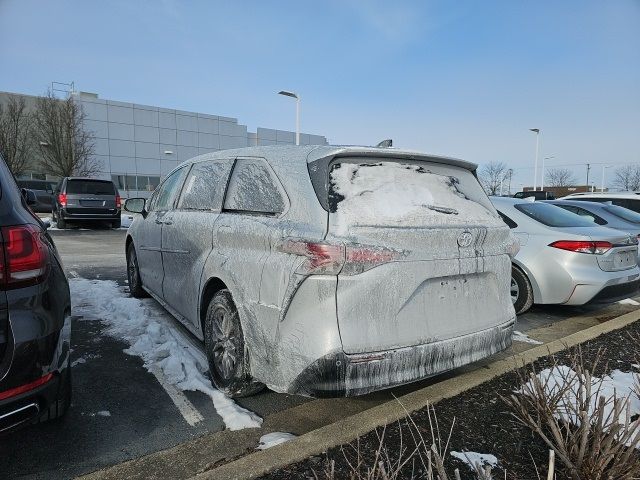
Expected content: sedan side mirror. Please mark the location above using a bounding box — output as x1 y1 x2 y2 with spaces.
21 188 38 206
124 197 147 216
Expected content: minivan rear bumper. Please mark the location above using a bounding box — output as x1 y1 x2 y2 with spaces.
289 317 515 397
60 207 120 221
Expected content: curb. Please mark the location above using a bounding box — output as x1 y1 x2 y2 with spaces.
193 308 640 480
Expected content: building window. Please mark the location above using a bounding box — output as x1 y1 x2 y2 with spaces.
112 174 161 192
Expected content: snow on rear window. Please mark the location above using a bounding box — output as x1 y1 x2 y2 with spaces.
329 162 494 230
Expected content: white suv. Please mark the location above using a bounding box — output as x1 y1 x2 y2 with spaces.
561 192 640 214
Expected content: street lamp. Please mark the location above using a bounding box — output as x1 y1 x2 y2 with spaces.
601 165 612 192
529 128 540 191
278 90 300 146
541 155 554 191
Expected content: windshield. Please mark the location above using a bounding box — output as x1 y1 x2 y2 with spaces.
604 205 640 224
328 160 497 230
66 179 116 195
515 202 595 227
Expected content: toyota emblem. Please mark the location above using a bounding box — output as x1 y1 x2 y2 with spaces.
457 231 473 248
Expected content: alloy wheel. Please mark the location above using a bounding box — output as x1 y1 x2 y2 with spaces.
510 277 520 305
211 307 239 381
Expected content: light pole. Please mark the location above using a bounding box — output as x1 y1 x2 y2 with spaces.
529 128 540 191
541 155 554 191
601 165 612 192
278 90 300 146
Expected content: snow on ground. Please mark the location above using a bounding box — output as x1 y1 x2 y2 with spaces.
70 277 262 430
450 451 498 470
256 432 297 450
512 330 543 345
618 298 640 306
520 365 640 441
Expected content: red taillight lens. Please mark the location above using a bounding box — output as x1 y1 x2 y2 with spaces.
115 195 121 209
0 225 49 288
58 193 67 206
549 240 613 255
278 239 404 275
0 373 54 401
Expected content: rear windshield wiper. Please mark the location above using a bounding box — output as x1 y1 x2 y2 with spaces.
421 204 459 215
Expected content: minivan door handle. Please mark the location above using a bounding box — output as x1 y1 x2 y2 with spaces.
163 220 173 225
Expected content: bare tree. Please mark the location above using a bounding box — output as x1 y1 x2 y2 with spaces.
546 168 577 187
479 161 508 195
32 90 97 177
0 96 34 177
613 165 640 191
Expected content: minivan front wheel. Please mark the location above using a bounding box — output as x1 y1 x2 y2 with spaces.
511 265 534 315
126 243 147 298
204 290 264 398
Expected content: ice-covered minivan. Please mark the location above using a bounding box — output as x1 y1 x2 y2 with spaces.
124 146 517 397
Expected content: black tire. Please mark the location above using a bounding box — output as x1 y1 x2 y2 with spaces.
126 243 147 298
39 366 71 423
111 218 121 229
204 290 264 398
511 265 534 315
56 214 67 229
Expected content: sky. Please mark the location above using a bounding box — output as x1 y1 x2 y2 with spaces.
1 0 638 190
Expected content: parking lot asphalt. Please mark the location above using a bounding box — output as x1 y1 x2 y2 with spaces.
1 228 638 480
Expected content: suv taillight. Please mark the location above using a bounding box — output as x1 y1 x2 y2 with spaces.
0 225 49 289
549 240 612 255
278 238 404 275
115 195 121 209
58 193 67 206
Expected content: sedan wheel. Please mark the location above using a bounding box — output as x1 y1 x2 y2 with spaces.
511 266 534 315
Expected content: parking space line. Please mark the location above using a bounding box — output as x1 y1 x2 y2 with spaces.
150 366 205 427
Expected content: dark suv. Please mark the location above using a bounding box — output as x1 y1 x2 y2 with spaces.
0 157 72 433
52 177 121 229
15 179 57 213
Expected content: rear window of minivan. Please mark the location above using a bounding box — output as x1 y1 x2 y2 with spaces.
66 179 116 195
328 160 496 228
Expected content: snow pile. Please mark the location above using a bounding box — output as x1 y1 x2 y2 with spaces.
70 278 262 430
512 330 543 345
256 432 297 450
618 298 640 306
329 162 494 232
521 366 640 433
450 451 498 470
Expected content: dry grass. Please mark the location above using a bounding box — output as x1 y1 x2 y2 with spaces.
503 348 640 480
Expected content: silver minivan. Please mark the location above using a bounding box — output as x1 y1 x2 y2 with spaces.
124 146 517 397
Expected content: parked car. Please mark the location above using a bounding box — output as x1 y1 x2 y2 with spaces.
0 157 72 433
491 197 640 314
560 192 640 214
16 179 57 213
514 191 556 200
124 145 517 397
52 177 121 229
544 200 640 240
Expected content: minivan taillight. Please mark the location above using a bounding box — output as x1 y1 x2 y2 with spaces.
0 225 49 288
58 193 67 206
549 240 612 255
115 195 121 209
278 239 404 275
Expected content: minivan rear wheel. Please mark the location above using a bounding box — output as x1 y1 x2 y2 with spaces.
204 290 264 398
126 243 147 298
511 266 534 315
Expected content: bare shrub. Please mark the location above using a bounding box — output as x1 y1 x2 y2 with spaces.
503 349 640 480
314 404 498 480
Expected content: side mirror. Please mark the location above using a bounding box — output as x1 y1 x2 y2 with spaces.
124 197 147 215
21 188 38 206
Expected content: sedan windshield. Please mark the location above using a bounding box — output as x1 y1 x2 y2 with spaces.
604 205 640 224
515 202 595 227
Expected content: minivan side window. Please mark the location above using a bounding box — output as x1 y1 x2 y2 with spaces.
178 160 233 211
152 167 188 212
223 159 285 215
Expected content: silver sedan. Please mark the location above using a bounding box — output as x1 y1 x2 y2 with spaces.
491 197 640 314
